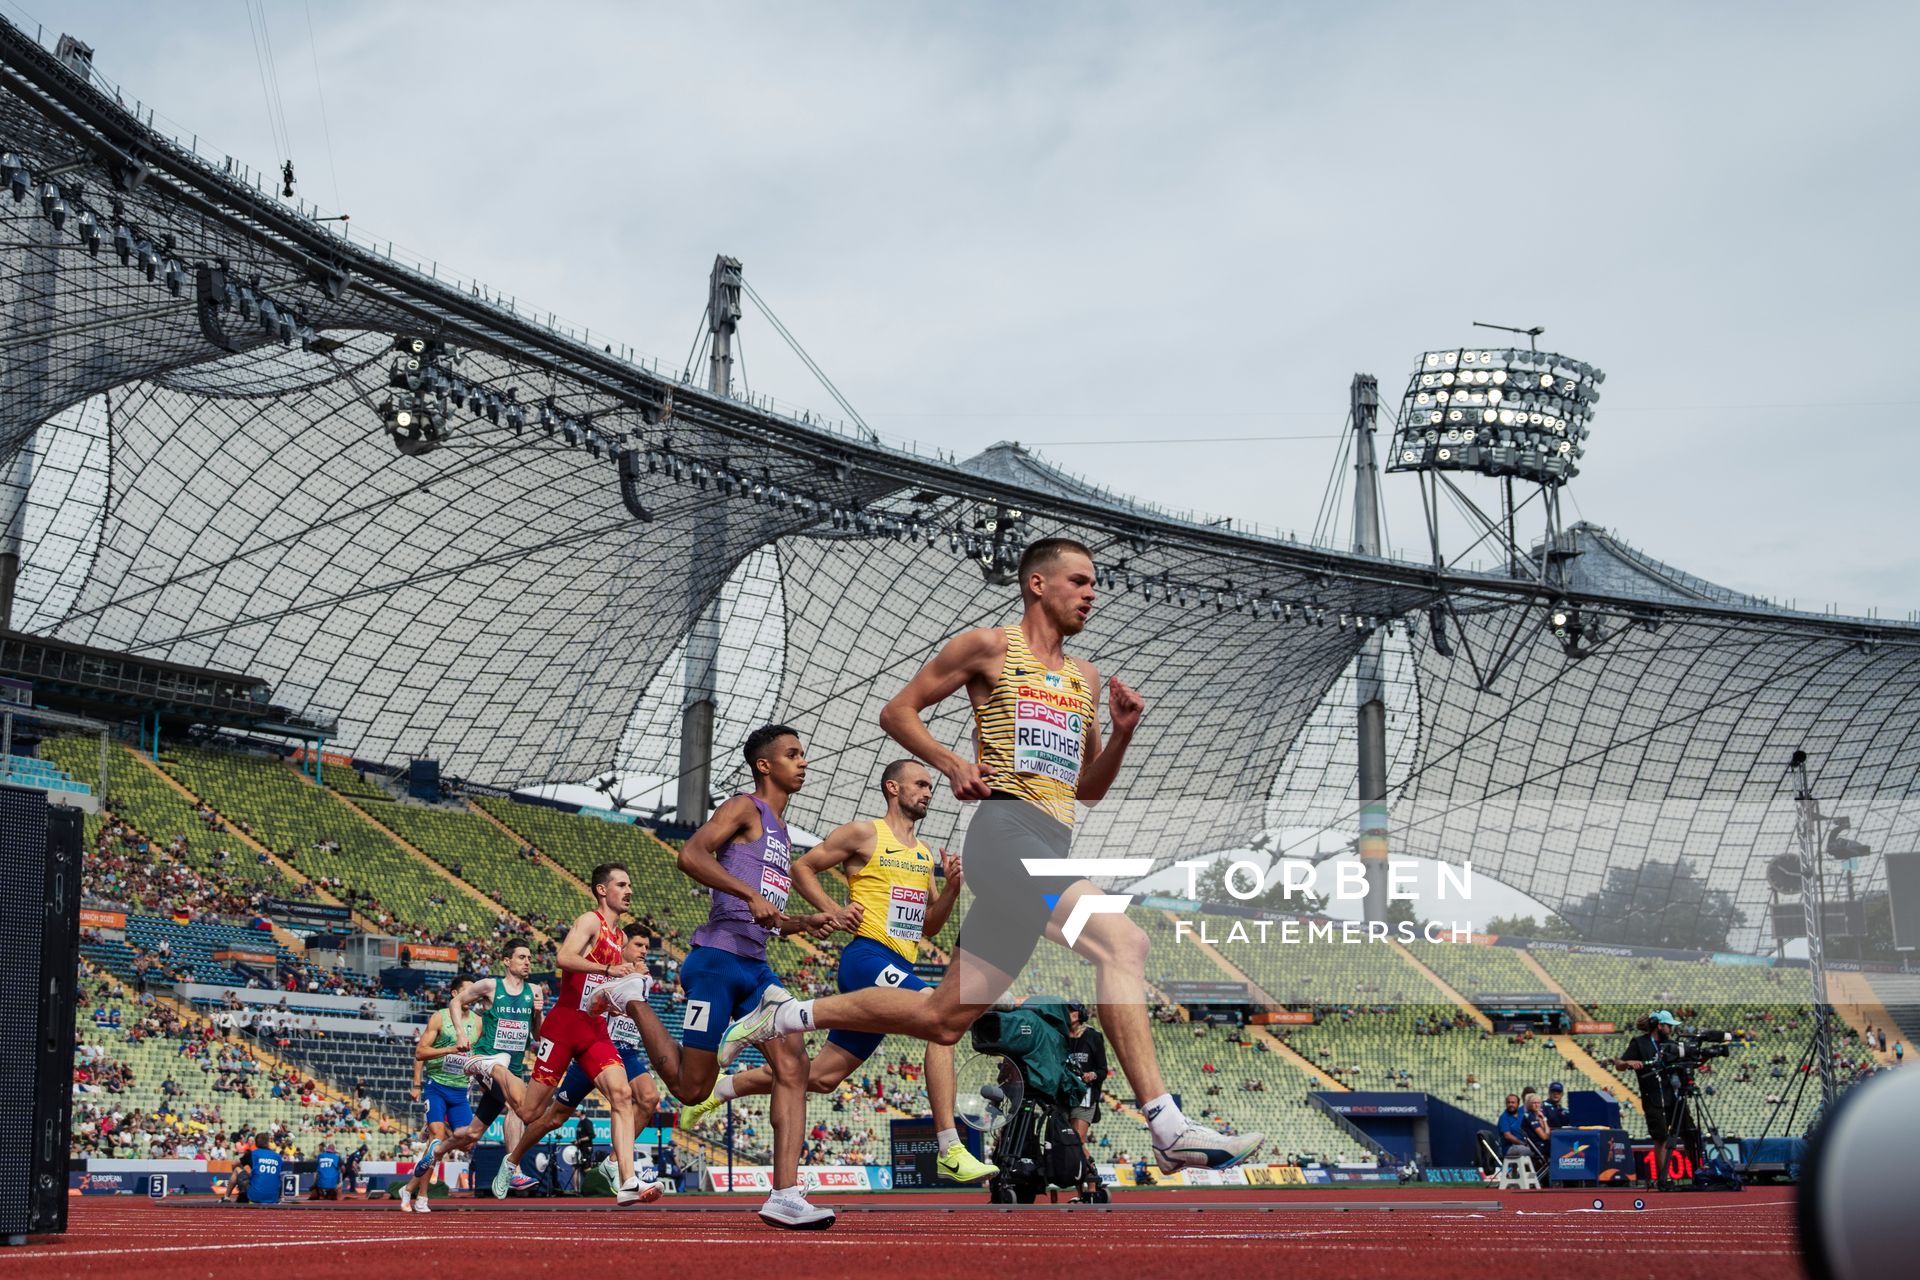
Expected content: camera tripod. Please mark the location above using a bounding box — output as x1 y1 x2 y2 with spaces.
1665 1069 1737 1188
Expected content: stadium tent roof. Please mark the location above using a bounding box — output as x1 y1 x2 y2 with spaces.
1 24 1915 951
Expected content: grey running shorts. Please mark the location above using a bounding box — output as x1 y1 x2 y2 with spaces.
954 793 1079 980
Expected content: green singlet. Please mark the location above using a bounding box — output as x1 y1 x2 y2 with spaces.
473 977 537 1079
424 1010 483 1088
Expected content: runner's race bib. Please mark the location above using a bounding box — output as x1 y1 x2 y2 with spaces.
493 1018 528 1052
1014 674 1085 785
760 863 791 912
887 885 928 941
579 972 606 1013
608 1013 640 1046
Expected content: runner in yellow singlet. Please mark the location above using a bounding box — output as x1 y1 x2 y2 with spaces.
679 759 993 1182
721 537 1264 1174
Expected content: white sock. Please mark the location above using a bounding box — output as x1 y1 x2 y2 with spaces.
1144 1093 1187 1146
937 1127 960 1152
770 999 815 1036
714 1076 738 1103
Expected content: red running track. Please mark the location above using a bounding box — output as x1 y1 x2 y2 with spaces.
11 1190 1805 1280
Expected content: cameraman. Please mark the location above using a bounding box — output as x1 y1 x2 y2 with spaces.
1609 1010 1687 1191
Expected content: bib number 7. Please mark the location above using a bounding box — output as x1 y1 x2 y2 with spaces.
682 1000 712 1033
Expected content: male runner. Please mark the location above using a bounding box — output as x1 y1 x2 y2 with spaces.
497 923 664 1197
680 758 996 1185
514 863 647 1205
401 938 550 1204
399 975 483 1213
446 937 546 1197
589 724 841 1230
722 538 1263 1173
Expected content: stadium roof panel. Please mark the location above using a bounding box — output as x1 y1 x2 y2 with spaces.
0 22 1914 952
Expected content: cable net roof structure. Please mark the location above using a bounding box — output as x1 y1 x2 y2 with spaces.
2 24 1915 953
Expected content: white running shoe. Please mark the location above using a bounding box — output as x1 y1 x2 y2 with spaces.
462 1052 510 1083
397 1184 414 1213
1152 1124 1266 1174
490 1154 515 1199
757 1185 835 1230
717 984 793 1067
412 1192 432 1213
616 1174 664 1206
587 971 655 1017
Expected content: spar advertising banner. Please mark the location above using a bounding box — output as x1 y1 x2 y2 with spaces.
702 1166 882 1192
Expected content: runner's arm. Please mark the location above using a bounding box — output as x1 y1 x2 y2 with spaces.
791 823 870 928
554 911 634 978
676 795 782 929
527 985 544 1044
448 978 492 1050
879 628 1002 800
413 1012 452 1064
1074 662 1141 805
924 850 964 938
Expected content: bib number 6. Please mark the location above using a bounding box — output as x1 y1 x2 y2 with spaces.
877 965 908 988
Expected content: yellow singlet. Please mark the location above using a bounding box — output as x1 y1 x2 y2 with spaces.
973 625 1095 827
849 820 938 962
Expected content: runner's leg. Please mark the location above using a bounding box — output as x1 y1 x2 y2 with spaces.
1047 879 1168 1104
765 1032 807 1193
590 1062 637 1185
715 1042 864 1101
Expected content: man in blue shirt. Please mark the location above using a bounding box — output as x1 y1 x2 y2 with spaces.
225 1133 284 1205
1495 1094 1528 1161
311 1140 342 1200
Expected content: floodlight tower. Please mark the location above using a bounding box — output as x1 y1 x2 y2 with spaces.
1386 327 1607 675
675 255 744 825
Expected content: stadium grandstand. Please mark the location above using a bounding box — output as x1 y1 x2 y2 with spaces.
0 16 1913 1259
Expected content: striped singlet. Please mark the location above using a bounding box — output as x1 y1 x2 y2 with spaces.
848 820 937 962
974 625 1096 827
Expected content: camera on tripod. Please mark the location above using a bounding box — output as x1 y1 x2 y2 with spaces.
1657 1031 1736 1074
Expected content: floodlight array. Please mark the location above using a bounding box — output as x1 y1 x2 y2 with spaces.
1386 346 1604 485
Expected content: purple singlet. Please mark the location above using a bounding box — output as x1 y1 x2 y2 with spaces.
689 795 791 960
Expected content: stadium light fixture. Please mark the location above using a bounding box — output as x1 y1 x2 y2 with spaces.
1389 346 1603 486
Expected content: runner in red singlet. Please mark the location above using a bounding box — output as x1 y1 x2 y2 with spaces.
516 862 650 1204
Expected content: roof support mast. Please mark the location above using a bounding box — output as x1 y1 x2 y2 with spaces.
676 256 744 826
1350 373 1391 927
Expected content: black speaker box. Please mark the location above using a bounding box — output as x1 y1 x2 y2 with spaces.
0 786 82 1243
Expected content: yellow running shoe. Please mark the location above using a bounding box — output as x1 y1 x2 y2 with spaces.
936 1143 997 1185
679 1092 728 1132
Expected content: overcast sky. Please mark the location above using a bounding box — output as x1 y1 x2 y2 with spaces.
28 0 1920 616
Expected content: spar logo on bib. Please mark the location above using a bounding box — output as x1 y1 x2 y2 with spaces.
1014 682 1085 785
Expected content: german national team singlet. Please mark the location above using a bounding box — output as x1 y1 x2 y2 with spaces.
847 821 936 962
973 625 1096 826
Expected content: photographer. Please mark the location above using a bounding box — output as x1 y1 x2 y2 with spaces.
1609 1010 1690 1190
